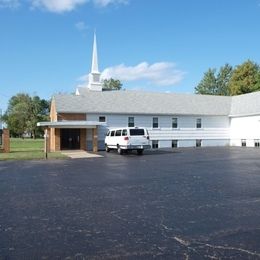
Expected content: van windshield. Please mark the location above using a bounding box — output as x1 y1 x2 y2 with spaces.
130 129 145 136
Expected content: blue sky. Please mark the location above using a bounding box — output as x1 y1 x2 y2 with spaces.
1 0 260 112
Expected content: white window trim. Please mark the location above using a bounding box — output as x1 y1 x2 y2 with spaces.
152 117 159 129
128 116 135 127
99 116 106 122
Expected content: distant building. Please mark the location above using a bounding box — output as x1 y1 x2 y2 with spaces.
38 34 260 152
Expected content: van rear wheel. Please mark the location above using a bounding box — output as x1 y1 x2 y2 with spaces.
117 145 123 155
137 149 143 155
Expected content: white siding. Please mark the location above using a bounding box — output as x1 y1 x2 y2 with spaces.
202 139 229 147
87 114 230 149
178 140 196 147
158 140 171 148
230 115 260 147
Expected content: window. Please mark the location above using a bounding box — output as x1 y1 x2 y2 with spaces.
99 116 106 122
152 140 159 149
111 130 115 137
122 129 127 136
196 118 202 129
241 139 247 147
255 139 260 148
106 131 110 136
130 129 145 136
172 140 178 148
153 117 159 128
128 117 135 127
196 139 202 147
115 130 122 136
172 118 178 129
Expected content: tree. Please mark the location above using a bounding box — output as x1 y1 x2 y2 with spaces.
102 78 122 90
195 64 233 96
3 93 50 138
27 96 50 138
216 64 233 96
229 60 260 95
2 94 31 137
195 68 218 95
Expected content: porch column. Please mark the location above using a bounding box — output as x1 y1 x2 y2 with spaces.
92 127 98 152
80 129 86 151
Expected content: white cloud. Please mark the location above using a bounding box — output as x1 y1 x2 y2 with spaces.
101 62 185 86
0 0 128 12
0 0 20 9
30 0 88 13
75 21 88 31
78 61 185 88
93 0 128 7
30 0 128 13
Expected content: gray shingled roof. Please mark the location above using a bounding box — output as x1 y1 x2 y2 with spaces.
54 90 233 116
230 91 260 116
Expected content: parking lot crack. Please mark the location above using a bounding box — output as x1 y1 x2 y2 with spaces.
200 243 260 257
110 211 128 223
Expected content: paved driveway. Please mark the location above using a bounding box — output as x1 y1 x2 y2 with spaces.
1 147 260 259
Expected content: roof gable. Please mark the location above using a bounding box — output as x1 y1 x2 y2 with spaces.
230 91 260 117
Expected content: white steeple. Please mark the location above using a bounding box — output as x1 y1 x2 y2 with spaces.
91 32 99 73
88 32 102 91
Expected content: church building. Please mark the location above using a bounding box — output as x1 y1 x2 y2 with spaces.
38 34 260 152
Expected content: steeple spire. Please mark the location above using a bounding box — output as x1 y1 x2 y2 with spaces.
88 31 102 91
91 31 99 73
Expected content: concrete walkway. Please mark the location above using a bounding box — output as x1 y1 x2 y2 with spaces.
61 150 103 159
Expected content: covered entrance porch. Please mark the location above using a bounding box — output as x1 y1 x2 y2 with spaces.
37 121 106 153
61 129 81 150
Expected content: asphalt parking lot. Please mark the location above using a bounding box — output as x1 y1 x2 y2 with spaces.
1 147 260 259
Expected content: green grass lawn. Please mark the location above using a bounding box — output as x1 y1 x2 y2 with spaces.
0 138 67 160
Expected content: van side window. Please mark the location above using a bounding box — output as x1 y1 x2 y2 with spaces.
106 131 110 136
122 129 127 136
115 130 122 136
111 130 115 136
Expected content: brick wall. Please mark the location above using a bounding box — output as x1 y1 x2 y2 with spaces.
50 100 57 122
55 129 60 151
58 113 86 121
49 98 88 152
3 129 10 153
80 129 86 151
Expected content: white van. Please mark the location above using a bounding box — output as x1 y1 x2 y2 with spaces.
105 127 151 155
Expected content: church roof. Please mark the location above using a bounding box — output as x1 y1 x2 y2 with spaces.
230 91 260 117
54 90 233 116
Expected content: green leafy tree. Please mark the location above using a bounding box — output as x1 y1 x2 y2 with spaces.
27 96 50 138
229 60 260 95
216 64 233 96
195 64 233 96
2 93 31 137
256 72 260 91
102 78 122 90
195 68 218 95
3 93 50 138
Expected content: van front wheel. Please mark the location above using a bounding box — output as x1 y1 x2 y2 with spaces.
105 144 110 152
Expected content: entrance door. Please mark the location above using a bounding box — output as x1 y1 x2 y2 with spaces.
61 129 80 150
